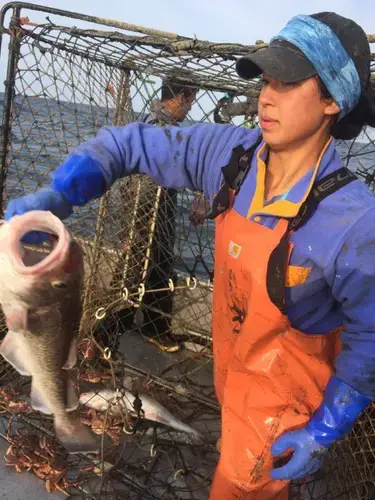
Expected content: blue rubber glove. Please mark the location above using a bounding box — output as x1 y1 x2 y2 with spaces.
51 155 107 206
270 375 371 480
4 187 73 244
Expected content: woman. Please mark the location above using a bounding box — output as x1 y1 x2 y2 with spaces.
6 11 375 499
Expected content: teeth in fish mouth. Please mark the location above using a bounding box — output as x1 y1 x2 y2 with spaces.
51 280 67 289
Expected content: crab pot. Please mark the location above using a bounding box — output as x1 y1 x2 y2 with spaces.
0 2 375 498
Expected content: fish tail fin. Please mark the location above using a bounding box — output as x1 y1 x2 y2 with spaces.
55 414 99 454
148 411 204 439
171 421 204 439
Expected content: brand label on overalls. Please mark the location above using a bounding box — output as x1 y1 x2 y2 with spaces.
229 241 242 259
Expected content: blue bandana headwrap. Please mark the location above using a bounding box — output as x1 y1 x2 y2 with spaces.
271 14 361 120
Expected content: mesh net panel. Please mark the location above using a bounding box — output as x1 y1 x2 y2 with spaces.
0 5 374 498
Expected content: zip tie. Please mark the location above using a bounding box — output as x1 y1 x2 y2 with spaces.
122 287 129 301
150 444 157 457
95 307 106 320
138 283 145 301
186 276 197 290
168 278 175 292
174 469 184 481
111 388 122 411
103 347 111 360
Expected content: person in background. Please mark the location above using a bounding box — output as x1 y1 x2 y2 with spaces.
139 80 199 352
123 80 199 353
6 12 375 499
145 79 197 127
147 81 211 228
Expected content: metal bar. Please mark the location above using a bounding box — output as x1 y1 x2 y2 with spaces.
0 5 11 51
19 29 260 95
0 2 17 40
79 195 108 339
0 5 22 217
0 2 181 39
15 28 128 71
112 72 140 295
1 3 375 53
120 178 142 287
75 234 213 292
140 185 162 284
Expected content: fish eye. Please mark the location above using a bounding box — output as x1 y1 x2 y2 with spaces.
51 280 67 289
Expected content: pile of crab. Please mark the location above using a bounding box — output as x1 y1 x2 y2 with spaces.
5 424 76 494
0 339 130 495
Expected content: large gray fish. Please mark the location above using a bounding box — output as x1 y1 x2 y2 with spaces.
0 210 97 454
79 388 204 439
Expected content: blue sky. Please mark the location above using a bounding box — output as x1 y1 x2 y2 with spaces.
1 0 374 88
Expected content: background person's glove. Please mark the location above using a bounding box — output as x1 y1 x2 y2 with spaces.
270 375 371 480
4 187 73 244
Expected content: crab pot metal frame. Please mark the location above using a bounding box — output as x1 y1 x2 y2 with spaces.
0 2 375 499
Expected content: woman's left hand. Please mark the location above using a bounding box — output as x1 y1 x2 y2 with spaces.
270 428 327 480
270 375 371 481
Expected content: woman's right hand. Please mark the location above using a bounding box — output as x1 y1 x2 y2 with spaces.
4 187 73 244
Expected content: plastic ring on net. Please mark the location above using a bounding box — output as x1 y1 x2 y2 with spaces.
174 469 184 481
103 347 112 360
168 278 175 292
122 287 129 301
123 424 135 435
186 276 197 290
138 283 145 301
95 307 106 320
150 444 157 457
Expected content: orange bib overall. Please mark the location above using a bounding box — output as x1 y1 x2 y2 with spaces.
208 143 350 499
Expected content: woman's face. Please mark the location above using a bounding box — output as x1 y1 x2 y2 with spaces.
258 73 340 150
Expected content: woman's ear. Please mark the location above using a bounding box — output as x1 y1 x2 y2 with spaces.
324 98 340 117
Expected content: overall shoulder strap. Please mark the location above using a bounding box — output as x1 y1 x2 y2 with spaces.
288 167 357 232
211 133 263 219
267 167 357 314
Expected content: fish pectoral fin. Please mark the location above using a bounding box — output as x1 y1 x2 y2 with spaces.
66 378 79 412
30 383 53 414
62 338 77 370
0 331 31 376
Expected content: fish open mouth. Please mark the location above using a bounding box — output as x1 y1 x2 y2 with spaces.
21 239 56 267
7 210 70 275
